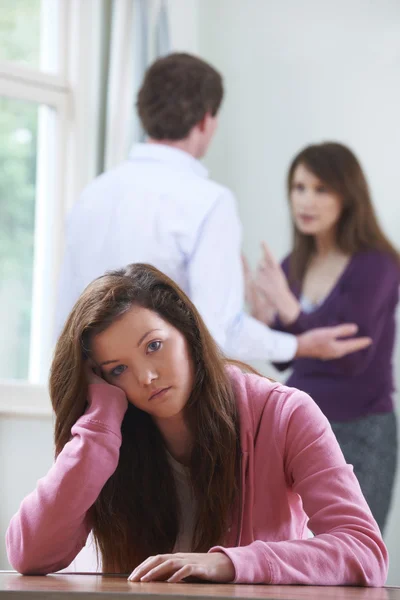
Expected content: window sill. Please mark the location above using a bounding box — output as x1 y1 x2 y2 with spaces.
0 380 52 417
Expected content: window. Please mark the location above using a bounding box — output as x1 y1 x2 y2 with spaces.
0 97 39 380
0 1 105 414
0 1 42 69
0 1 68 389
0 0 60 73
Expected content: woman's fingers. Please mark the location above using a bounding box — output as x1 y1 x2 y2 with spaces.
241 253 251 277
128 553 234 584
261 241 278 267
128 555 164 581
139 558 180 582
129 556 200 583
167 564 197 583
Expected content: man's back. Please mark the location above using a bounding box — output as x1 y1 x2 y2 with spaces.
57 144 233 332
56 51 297 363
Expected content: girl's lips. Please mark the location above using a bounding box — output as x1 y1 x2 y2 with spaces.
298 214 317 223
149 387 171 401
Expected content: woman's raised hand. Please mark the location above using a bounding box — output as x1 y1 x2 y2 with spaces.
242 253 277 325
255 242 301 325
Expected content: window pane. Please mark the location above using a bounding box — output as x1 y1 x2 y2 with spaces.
0 1 41 69
0 0 59 73
0 97 37 380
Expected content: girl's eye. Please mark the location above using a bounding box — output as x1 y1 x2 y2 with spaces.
316 185 328 194
293 183 304 192
148 340 162 353
110 365 126 377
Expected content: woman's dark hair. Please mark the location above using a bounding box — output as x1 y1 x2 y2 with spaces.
287 142 399 283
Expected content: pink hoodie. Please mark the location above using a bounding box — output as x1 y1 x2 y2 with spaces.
6 366 388 585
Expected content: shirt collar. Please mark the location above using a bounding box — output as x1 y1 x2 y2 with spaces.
128 143 209 179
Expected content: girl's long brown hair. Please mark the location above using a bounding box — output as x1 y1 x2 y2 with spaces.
287 142 399 284
49 264 241 573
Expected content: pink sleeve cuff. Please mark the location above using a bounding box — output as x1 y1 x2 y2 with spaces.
84 384 128 436
209 543 273 584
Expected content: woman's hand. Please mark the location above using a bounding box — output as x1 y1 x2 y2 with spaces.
242 253 277 325
242 253 255 306
255 242 301 325
128 552 235 584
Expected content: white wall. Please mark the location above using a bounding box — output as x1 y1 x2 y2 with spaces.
0 415 53 568
197 0 400 585
167 0 199 54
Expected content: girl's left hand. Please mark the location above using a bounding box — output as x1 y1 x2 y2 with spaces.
128 552 235 584
256 242 300 325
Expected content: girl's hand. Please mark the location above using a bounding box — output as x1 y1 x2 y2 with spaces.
85 361 108 386
128 552 235 584
84 361 128 412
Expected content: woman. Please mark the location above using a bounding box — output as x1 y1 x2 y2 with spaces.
248 142 400 533
6 263 387 585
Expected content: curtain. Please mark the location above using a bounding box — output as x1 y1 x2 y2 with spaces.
99 0 171 173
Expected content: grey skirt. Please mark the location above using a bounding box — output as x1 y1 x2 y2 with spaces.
330 411 397 533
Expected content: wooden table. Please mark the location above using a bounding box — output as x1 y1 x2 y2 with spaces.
0 572 398 600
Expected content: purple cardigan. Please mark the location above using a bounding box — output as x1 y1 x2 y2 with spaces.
273 250 400 422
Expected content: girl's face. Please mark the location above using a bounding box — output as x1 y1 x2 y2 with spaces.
290 163 343 238
91 306 195 422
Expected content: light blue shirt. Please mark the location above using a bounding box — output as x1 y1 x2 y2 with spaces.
56 143 297 362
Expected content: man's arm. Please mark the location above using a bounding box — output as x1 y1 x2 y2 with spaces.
187 192 298 362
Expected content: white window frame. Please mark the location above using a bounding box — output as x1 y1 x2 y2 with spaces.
0 0 104 417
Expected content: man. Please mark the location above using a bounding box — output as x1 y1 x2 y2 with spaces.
56 53 370 362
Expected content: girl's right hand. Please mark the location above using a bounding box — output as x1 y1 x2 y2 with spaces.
84 361 128 409
85 361 108 386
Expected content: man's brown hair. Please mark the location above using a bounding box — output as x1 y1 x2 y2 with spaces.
137 52 224 140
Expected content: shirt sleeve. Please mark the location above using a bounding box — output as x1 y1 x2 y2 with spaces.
187 192 298 362
6 385 128 575
210 388 388 585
